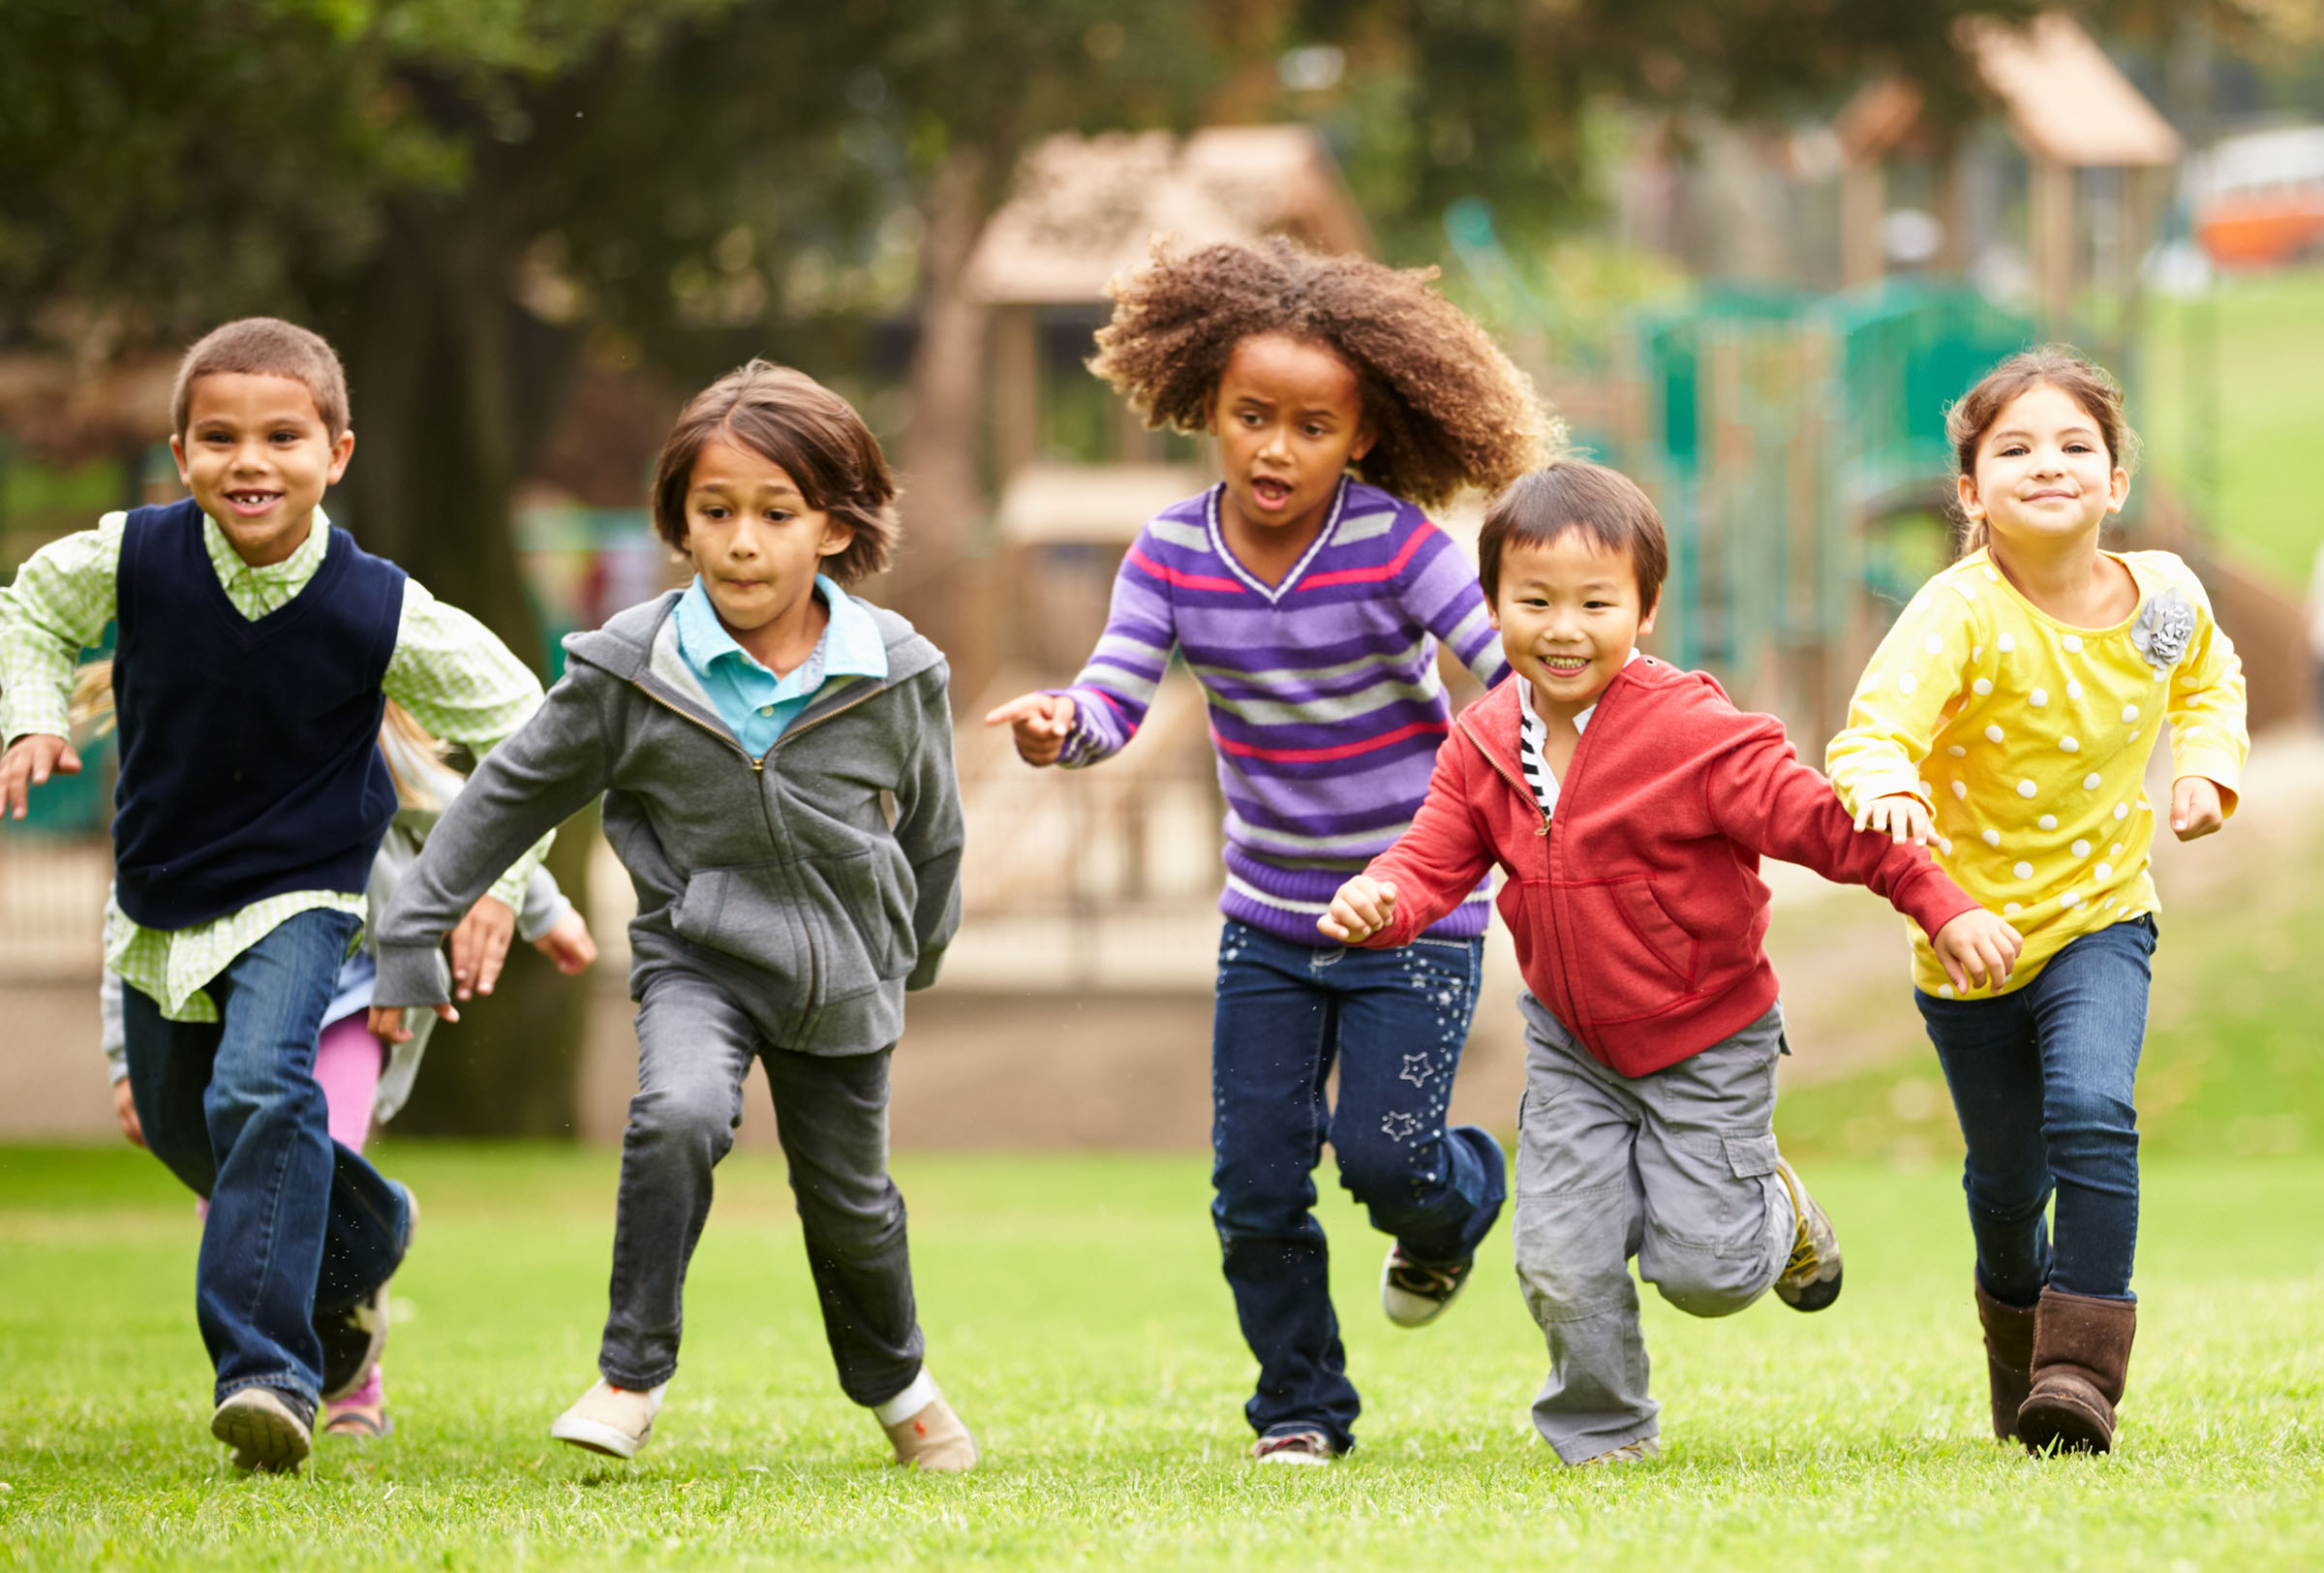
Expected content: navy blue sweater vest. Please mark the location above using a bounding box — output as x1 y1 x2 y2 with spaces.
110 500 406 931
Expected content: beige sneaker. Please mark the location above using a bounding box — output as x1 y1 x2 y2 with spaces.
549 1379 666 1459
1772 1157 1844 1311
881 1396 979 1472
211 1385 315 1473
1576 1436 1662 1468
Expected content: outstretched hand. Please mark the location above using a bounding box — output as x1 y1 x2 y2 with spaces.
1320 875 1398 945
447 895 516 1001
983 692 1076 767
1929 908 2024 995
0 733 81 820
1855 792 1933 847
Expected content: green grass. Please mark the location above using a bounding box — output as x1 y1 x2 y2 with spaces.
2142 265 2324 583
2 1142 2320 1570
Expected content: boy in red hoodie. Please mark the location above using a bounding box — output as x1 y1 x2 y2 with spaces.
1322 461 2021 1466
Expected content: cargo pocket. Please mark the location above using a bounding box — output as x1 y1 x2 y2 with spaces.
1721 1132 1781 1179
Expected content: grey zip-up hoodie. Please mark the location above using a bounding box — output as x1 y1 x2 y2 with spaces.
374 589 963 1055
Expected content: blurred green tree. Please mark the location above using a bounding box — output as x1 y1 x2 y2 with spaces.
0 0 1223 1133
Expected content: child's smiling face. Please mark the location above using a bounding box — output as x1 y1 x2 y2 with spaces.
681 438 853 638
1960 382 2129 554
1488 531 1657 721
1210 333 1374 540
170 372 353 567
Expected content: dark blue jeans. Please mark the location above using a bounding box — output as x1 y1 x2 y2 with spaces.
121 908 413 1407
1914 915 2156 1306
1210 919 1506 1451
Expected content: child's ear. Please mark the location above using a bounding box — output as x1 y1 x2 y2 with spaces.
168 433 192 488
326 429 355 484
1956 473 1984 520
1483 594 1503 633
1638 588 1662 638
1348 420 1378 465
816 518 857 561
2106 464 2130 515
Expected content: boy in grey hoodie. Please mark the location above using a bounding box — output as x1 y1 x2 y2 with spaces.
370 362 972 1469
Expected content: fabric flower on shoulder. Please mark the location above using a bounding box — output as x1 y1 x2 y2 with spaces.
2129 588 2196 673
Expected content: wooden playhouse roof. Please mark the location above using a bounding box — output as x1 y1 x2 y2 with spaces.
966 125 1373 305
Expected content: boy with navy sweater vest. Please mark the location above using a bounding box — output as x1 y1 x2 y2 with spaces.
0 319 551 1471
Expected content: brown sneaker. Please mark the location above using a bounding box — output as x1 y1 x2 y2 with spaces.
1576 1436 1663 1468
211 1385 315 1473
549 1379 666 1460
882 1395 979 1472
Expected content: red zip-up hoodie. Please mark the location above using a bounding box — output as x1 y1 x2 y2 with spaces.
1361 659 1981 1077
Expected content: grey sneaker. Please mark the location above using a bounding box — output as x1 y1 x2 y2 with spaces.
1380 1243 1475 1328
1249 1428 1340 1465
1773 1157 1843 1311
1576 1435 1662 1468
211 1385 316 1473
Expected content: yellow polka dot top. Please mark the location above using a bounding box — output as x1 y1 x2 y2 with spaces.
1826 548 2248 1000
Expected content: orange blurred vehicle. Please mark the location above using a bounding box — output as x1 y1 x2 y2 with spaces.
2193 126 2324 269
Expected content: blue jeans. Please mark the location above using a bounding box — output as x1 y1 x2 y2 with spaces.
121 908 413 1407
1914 915 2156 1305
1210 920 1506 1451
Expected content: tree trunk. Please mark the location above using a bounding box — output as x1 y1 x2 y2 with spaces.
889 145 1000 707
330 195 593 1138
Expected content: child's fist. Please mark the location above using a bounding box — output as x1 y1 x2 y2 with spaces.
531 908 598 974
1930 908 2024 994
111 1079 145 1149
367 1002 458 1045
983 692 1076 766
1320 876 1397 945
0 733 81 820
1855 792 1933 846
2170 776 2225 841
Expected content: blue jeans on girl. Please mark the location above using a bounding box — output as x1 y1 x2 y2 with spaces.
1209 919 1507 1452
121 907 414 1408
1914 915 2156 1307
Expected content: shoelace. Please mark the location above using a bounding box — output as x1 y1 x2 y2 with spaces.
1784 1218 1820 1280
1387 1260 1462 1298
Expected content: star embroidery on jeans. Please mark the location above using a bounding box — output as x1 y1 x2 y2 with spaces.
1380 1111 1421 1142
1399 1054 1436 1088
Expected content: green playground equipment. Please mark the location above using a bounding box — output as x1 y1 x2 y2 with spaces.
1447 204 2042 739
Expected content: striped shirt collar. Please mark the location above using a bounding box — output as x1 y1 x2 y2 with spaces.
1514 649 1640 817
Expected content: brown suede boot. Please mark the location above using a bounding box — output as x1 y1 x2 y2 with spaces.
1973 1280 2038 1442
2016 1287 2136 1455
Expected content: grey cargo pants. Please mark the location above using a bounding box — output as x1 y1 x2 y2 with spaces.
1514 992 1798 1463
597 970 925 1407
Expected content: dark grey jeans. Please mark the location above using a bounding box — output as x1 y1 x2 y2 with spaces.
598 970 924 1406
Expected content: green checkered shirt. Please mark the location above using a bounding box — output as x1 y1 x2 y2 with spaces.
1 509 550 1021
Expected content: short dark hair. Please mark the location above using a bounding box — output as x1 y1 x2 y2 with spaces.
1476 460 1668 609
171 318 350 437
650 360 898 585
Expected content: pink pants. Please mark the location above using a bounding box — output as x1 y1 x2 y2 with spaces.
316 1016 387 1406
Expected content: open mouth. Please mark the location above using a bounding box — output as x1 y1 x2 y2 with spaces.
1248 475 1296 510
1538 655 1593 676
223 489 282 514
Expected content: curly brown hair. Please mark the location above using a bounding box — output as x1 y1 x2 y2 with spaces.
1087 237 1556 509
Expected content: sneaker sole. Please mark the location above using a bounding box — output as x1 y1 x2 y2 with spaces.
550 1415 649 1460
1775 1264 1844 1313
1380 1252 1471 1329
2017 1390 2113 1456
212 1395 311 1473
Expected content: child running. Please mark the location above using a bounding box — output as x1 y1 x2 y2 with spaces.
986 237 1546 1464
1826 348 2248 1455
94 699 598 1439
0 318 551 1471
369 360 976 1470
1323 460 2017 1466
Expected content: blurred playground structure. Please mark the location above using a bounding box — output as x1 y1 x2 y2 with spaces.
2 11 2320 1139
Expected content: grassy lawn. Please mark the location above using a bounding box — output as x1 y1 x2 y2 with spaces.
2141 265 2324 584
1 1139 2319 1570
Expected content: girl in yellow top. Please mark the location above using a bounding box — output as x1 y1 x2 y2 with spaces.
1826 348 2248 1460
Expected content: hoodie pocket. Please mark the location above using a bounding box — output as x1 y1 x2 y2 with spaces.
671 849 909 1005
1561 877 1697 1023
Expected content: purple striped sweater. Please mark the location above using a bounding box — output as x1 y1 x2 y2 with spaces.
1055 478 1507 944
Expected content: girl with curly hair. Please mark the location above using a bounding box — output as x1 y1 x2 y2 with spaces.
1826 348 2248 1456
987 236 1552 1465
